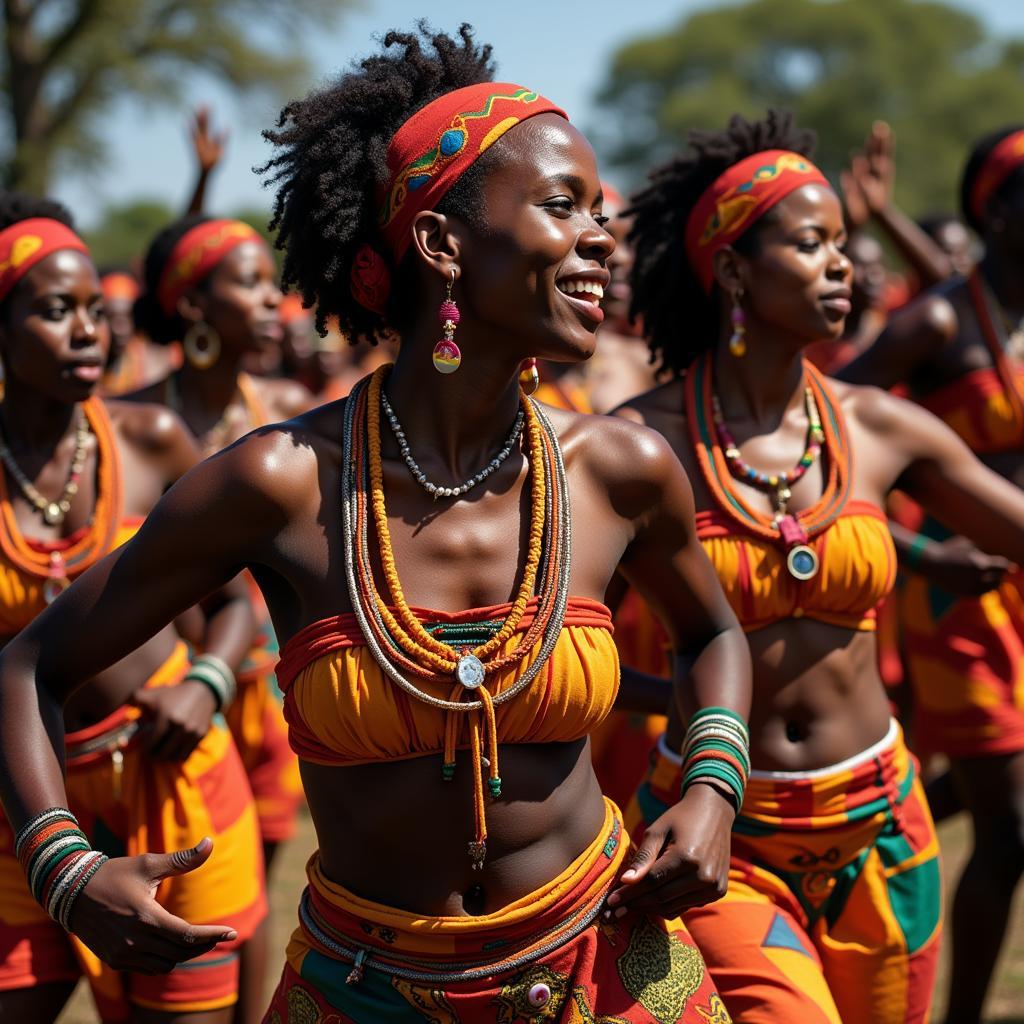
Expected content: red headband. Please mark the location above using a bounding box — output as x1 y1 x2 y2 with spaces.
351 82 568 314
970 129 1024 224
684 150 830 293
158 219 263 317
101 271 140 303
0 219 89 304
279 292 309 325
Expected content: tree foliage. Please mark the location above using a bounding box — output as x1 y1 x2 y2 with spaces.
594 0 1024 216
0 0 350 193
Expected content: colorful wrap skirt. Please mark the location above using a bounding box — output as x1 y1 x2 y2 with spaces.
0 643 267 1020
625 722 941 1024
226 613 304 843
900 517 1024 759
264 798 730 1023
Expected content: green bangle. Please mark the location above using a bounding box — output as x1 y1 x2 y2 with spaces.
686 738 752 774
683 762 745 803
905 533 930 571
688 706 749 735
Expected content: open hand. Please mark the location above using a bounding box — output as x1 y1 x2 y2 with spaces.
134 680 217 761
190 106 227 174
67 838 237 975
604 784 733 920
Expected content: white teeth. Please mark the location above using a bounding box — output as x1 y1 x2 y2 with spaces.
558 279 605 298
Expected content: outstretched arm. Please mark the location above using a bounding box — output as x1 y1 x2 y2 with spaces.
184 106 227 216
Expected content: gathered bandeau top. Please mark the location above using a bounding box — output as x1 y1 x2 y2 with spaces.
697 501 896 633
917 367 1024 456
276 597 618 766
0 518 142 637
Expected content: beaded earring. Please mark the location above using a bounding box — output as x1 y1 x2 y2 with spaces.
728 291 747 357
519 358 540 396
432 269 461 374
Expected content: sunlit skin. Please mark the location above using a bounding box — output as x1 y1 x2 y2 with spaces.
841 167 1024 1024
130 240 310 454
0 249 253 1024
618 182 1024 774
0 115 751 983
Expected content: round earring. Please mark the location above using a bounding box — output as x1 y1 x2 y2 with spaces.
519 358 540 396
728 292 747 358
183 321 221 370
432 269 461 374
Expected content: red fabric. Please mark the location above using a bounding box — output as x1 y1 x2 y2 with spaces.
685 150 830 293
100 272 140 303
0 219 89 304
157 219 262 316
971 128 1024 222
278 292 309 325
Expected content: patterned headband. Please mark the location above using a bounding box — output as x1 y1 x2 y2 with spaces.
350 82 568 314
0 219 90 304
970 129 1024 224
100 272 140 303
157 219 263 317
684 150 830 294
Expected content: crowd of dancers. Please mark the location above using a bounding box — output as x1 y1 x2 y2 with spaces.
0 21 1023 1024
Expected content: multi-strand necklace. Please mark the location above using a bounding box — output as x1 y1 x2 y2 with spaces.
0 410 89 526
0 398 122 604
687 351 852 581
342 365 571 869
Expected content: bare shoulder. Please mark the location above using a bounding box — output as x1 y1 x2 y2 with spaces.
887 285 960 347
252 375 315 419
104 398 192 456
612 376 686 431
827 378 933 438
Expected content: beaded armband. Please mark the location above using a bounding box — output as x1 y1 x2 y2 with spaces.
185 653 237 711
15 807 108 930
680 706 750 812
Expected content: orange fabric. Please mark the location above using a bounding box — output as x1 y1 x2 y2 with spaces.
535 378 593 414
917 366 1024 455
277 597 618 765
696 502 897 633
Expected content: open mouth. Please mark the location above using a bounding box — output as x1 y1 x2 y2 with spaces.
556 278 605 303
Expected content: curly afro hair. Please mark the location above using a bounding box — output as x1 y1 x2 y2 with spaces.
132 214 211 346
628 110 816 378
259 23 496 346
960 125 1024 236
0 191 75 234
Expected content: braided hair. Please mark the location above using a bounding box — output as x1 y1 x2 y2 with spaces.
960 125 1024 236
628 110 816 378
259 23 495 345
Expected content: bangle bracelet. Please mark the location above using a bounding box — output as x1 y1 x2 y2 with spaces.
185 653 237 711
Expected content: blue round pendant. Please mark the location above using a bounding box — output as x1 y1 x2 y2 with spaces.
786 544 819 581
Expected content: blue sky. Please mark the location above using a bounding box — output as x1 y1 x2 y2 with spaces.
51 0 1024 227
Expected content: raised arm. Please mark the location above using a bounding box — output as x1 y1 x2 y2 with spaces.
184 106 227 217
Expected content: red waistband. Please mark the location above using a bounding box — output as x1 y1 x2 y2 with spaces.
276 596 612 691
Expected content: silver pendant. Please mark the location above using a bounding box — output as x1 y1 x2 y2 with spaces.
455 653 485 689
786 544 820 581
43 502 63 526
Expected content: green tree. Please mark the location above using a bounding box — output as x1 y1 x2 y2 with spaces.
1 0 351 194
595 0 1024 216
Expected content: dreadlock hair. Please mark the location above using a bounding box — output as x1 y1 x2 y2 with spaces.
628 110 816 379
0 192 77 320
259 23 495 345
960 126 1024 236
133 214 211 346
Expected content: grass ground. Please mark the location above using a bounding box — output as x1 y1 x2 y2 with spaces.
56 807 1024 1022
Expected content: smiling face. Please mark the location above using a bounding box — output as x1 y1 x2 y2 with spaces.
0 250 108 403
453 114 615 363
183 240 283 356
729 183 852 347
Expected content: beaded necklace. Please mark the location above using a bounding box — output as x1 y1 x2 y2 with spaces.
686 351 853 581
0 397 123 604
967 268 1024 427
166 370 268 455
342 365 571 868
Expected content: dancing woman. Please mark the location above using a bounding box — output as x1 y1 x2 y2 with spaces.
618 111 1024 1023
841 125 1024 1024
0 194 264 1023
0 27 750 1024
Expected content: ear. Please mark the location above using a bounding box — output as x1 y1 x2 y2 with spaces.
176 290 204 325
409 211 463 285
711 246 746 296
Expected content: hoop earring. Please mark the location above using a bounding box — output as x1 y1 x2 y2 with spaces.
432 269 461 374
183 322 221 370
519 358 540 396
728 291 747 358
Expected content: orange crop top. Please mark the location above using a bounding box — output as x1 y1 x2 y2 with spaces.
917 367 1024 456
697 501 897 633
276 597 619 765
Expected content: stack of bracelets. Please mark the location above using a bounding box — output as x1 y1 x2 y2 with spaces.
16 807 107 930
680 706 750 812
185 652 236 711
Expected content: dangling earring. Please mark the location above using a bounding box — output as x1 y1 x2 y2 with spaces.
432 269 461 374
728 291 747 357
519 358 540 396
183 321 221 370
